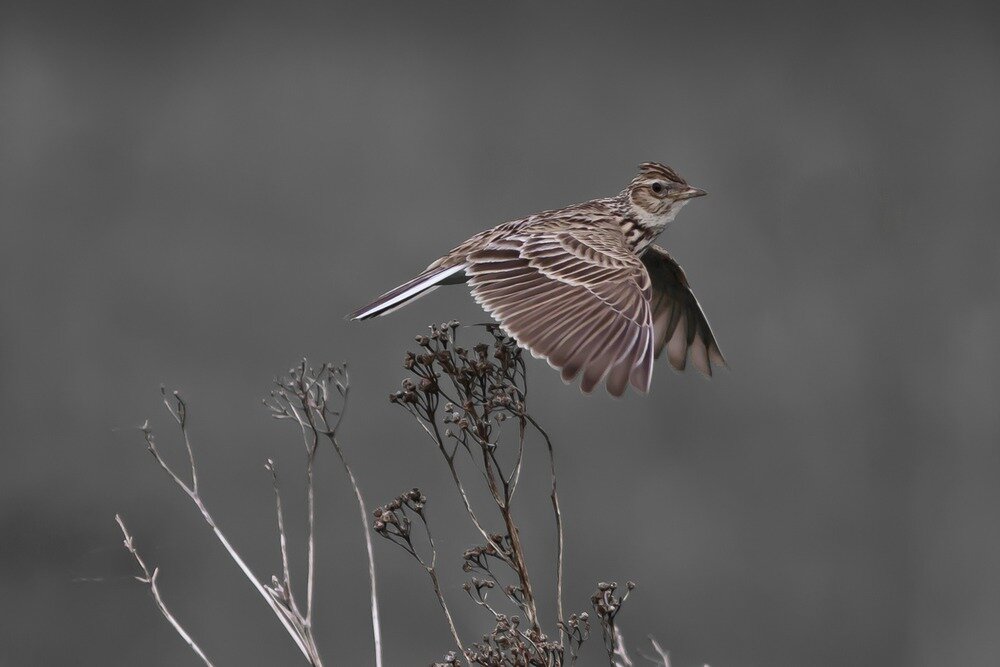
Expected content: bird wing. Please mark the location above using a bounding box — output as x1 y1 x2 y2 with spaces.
465 223 655 397
640 244 726 376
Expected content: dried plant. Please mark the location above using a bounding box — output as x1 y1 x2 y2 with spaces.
115 514 214 666
264 361 383 666
591 581 635 663
116 324 707 667
116 365 382 666
380 322 659 666
372 488 463 654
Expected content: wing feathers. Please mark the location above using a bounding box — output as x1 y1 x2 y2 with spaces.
641 245 726 377
349 264 466 320
363 234 725 396
467 226 655 397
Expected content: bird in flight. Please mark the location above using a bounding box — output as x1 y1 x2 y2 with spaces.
350 162 725 397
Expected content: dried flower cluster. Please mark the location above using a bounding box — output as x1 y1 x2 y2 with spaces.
592 581 636 663
372 488 433 564
380 322 646 665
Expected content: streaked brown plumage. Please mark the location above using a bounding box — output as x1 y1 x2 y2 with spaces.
350 162 725 397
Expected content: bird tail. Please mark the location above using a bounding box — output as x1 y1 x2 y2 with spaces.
348 264 467 320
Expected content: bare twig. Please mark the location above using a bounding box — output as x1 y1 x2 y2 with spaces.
636 635 672 667
161 387 198 495
527 414 565 645
612 627 634 667
115 514 214 667
273 361 322 628
481 445 539 628
139 394 321 664
330 430 384 667
425 408 515 571
306 443 318 627
267 362 383 667
373 489 465 657
265 459 303 622
427 563 464 657
321 367 384 667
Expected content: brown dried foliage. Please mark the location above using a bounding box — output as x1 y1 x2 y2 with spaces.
116 323 692 667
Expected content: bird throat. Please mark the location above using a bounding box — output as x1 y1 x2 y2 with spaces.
622 200 686 253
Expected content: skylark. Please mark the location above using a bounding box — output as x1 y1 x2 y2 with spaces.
350 162 725 397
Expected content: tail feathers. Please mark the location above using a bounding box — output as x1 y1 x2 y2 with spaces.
348 264 466 320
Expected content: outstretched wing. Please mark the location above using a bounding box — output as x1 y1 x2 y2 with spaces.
465 223 655 397
641 244 726 376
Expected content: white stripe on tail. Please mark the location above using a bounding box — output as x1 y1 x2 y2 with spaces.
348 264 467 320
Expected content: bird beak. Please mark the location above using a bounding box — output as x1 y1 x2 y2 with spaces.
675 186 707 200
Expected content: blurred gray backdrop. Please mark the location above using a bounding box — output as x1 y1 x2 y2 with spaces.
2 1 999 665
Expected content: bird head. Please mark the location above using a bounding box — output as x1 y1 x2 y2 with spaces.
625 162 706 226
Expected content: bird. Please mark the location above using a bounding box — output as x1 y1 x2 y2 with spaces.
349 162 725 397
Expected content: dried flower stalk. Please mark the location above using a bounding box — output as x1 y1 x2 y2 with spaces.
388 322 574 665
118 364 385 667
115 514 214 666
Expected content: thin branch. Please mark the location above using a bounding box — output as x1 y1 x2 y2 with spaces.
140 405 320 664
115 514 214 667
480 445 539 629
415 407 516 572
373 490 464 657
613 627 634 667
527 413 565 647
636 635 672 667
295 363 322 628
419 503 464 656
161 387 198 495
266 459 302 619
305 450 317 627
505 417 526 496
329 433 384 667
321 368 384 667
427 561 465 657
271 362 383 667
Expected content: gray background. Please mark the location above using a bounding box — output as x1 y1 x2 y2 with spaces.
2 1 998 665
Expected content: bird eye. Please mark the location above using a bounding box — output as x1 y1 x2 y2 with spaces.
650 182 664 194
